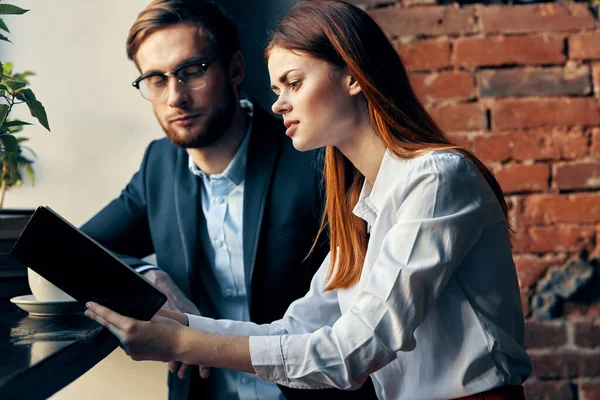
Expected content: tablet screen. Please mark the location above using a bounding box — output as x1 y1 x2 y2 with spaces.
10 206 166 321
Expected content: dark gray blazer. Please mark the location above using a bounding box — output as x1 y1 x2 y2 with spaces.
81 106 376 400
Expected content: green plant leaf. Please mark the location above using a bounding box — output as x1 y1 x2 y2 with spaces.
0 4 29 15
20 144 35 158
0 104 8 123
6 79 25 92
15 89 50 131
16 137 28 143
0 134 17 153
2 62 13 76
0 32 9 43
13 71 33 82
23 162 34 185
0 18 9 33
4 120 31 128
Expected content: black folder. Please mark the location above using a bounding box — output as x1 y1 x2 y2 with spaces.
10 205 166 321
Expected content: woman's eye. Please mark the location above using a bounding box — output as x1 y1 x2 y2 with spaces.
288 81 300 89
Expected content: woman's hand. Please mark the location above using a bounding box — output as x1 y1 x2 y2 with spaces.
154 309 211 379
85 301 185 362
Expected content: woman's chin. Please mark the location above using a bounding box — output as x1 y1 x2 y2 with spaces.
291 137 319 152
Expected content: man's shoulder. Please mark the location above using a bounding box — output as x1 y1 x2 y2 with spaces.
143 137 181 162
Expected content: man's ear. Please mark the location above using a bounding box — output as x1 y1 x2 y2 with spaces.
229 50 245 87
347 74 362 96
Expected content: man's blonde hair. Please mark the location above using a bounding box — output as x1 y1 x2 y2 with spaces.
126 0 240 65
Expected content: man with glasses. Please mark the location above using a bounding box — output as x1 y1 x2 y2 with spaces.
81 1 375 400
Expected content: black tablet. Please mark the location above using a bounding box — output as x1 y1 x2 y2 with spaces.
10 205 166 321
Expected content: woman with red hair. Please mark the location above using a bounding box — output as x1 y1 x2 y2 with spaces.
86 1 531 398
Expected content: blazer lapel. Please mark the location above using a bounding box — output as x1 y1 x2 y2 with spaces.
243 108 281 294
173 148 205 302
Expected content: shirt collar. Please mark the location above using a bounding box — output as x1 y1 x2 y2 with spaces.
352 150 401 224
188 97 254 185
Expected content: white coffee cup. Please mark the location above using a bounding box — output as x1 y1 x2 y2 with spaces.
27 268 75 302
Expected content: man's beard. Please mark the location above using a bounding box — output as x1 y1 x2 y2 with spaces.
162 83 237 149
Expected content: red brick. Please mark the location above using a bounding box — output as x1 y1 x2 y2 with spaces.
570 32 600 60
512 127 589 161
491 98 600 130
574 320 600 347
513 225 595 253
410 71 474 104
514 253 567 288
446 132 471 150
522 194 600 225
395 39 450 71
524 380 575 400
494 163 550 193
472 127 588 163
530 352 600 379
593 63 600 99
428 103 487 132
581 382 600 400
453 35 565 68
581 354 600 377
564 300 600 321
471 133 514 163
369 6 478 37
525 320 568 349
479 66 590 97
521 289 531 317
531 353 581 378
481 4 595 34
554 160 600 190
592 127 600 158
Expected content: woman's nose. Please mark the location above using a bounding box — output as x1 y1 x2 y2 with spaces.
271 96 291 115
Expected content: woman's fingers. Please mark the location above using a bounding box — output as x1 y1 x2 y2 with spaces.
178 363 189 379
199 366 211 379
86 302 133 330
84 308 124 342
168 360 180 373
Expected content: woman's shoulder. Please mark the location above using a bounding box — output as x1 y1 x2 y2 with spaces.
386 150 474 179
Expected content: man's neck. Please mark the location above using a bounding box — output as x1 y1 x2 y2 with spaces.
187 104 248 176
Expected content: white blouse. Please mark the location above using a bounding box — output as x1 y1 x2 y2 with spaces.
187 150 532 400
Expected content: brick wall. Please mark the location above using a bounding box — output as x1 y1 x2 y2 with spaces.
351 0 600 398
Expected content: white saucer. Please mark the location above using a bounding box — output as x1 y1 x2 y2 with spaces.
10 294 86 317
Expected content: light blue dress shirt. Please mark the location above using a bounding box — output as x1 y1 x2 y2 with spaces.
187 150 532 399
187 99 284 400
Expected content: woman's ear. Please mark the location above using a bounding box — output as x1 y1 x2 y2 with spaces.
229 50 245 87
347 74 362 96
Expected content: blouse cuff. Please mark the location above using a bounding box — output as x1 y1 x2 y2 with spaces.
186 314 220 333
249 335 288 385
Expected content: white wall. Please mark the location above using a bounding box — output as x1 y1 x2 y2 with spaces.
3 1 168 398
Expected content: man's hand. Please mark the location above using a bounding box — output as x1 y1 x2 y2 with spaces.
142 269 199 314
142 269 210 379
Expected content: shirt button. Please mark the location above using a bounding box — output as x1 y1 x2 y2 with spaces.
241 377 250 384
224 288 233 297
214 196 224 204
214 239 223 248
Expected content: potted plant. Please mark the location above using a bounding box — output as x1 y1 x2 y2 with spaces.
0 2 50 209
0 2 50 298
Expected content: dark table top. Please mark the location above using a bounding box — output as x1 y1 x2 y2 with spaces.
0 300 119 400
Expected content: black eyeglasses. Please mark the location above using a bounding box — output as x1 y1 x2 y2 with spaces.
132 59 217 102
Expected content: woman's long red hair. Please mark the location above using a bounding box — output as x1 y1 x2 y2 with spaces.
267 0 509 291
